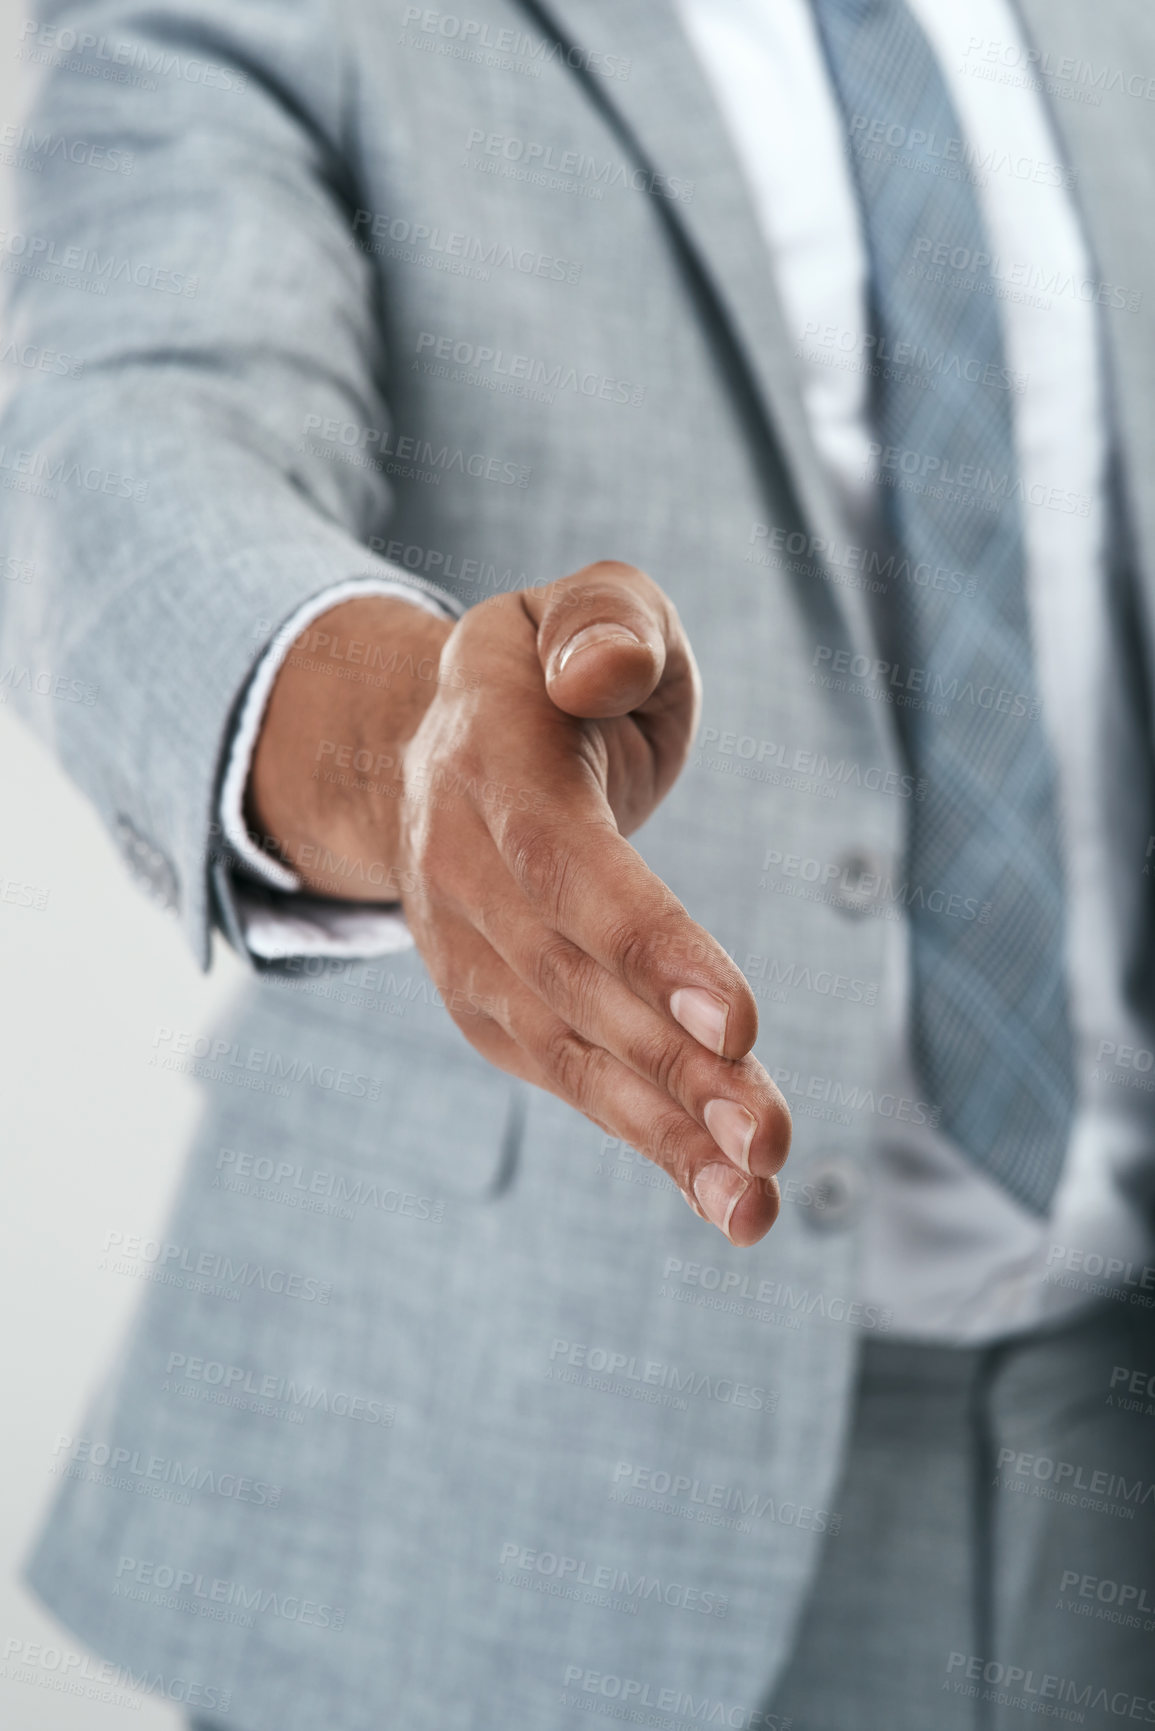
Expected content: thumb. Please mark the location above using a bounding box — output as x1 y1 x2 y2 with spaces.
532 561 668 719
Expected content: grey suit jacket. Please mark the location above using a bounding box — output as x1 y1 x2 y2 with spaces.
4 1 1155 1727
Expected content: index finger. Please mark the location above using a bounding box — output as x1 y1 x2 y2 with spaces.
493 803 759 1061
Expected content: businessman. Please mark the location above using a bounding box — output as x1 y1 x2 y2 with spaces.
3 0 1155 1726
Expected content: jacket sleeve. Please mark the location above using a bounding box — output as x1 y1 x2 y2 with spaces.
0 0 455 968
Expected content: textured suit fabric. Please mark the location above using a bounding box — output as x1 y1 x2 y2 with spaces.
765 1302 1155 1730
3 2 1155 1728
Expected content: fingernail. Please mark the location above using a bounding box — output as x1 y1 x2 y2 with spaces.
553 623 643 677
680 1186 705 1221
693 1163 748 1238
704 1099 757 1174
670 986 728 1056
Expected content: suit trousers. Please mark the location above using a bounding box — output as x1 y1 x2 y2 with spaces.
188 1298 1155 1731
766 1297 1155 1730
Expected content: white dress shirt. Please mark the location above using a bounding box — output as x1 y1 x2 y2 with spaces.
222 0 1155 1341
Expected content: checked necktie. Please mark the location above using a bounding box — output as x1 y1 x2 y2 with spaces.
809 0 1076 1213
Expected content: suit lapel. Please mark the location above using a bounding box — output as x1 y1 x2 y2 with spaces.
518 0 888 662
1011 0 1155 612
523 0 1155 753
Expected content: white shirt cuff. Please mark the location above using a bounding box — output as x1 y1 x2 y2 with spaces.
227 882 422 961
219 573 463 960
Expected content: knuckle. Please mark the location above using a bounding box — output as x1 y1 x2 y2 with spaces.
527 930 573 1001
601 914 655 982
540 1022 601 1107
603 900 690 985
633 1025 694 1100
528 932 598 1021
507 821 570 910
645 1108 698 1186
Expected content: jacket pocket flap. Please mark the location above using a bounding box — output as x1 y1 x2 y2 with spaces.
193 968 523 1199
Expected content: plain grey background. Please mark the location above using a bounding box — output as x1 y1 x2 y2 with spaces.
0 4 243 1723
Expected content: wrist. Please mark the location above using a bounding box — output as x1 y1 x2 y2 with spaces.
245 594 454 900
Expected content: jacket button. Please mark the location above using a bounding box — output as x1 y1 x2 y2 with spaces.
799 1156 860 1232
834 849 886 917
